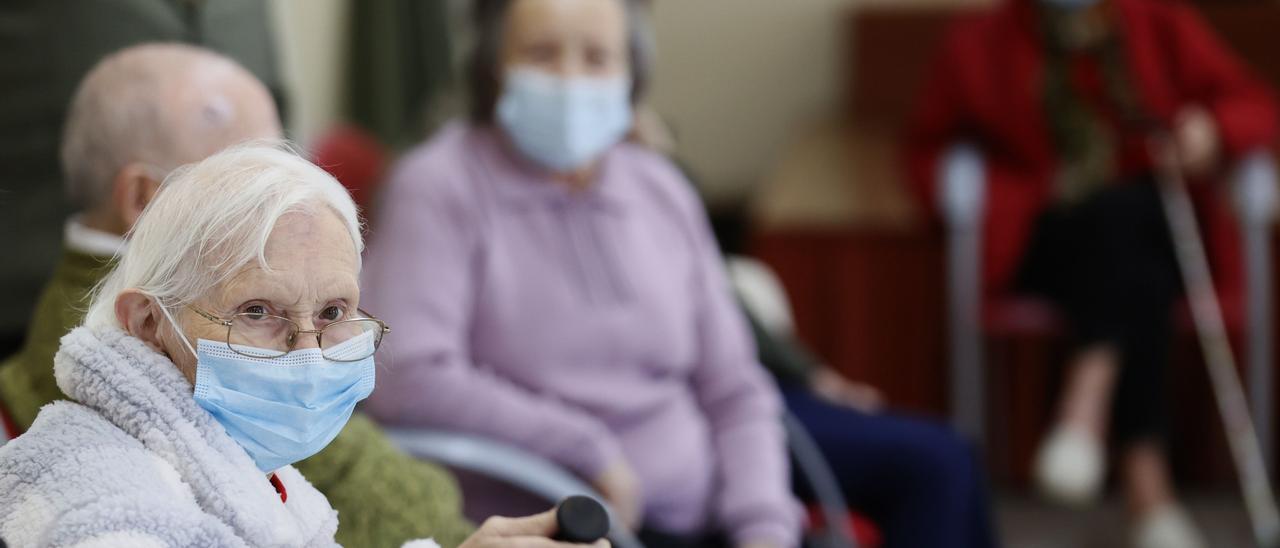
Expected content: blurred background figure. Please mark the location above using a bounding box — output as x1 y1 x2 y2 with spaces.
359 1 804 547
738 268 1000 548
905 0 1276 546
706 187 998 547
0 42 473 548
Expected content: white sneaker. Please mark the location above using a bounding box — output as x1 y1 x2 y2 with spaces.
1131 505 1207 548
1034 426 1106 506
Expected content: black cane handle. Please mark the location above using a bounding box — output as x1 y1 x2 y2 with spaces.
553 495 610 544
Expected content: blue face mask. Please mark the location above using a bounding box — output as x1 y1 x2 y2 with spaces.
497 67 633 173
164 310 376 473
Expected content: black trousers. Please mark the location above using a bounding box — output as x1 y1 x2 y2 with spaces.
1015 177 1182 446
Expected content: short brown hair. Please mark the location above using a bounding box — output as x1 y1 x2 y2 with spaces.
466 0 655 123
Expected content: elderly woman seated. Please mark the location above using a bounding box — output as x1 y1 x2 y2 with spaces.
0 144 597 548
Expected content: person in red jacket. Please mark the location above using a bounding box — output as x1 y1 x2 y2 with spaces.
905 0 1276 546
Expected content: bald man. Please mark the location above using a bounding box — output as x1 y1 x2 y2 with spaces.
0 44 473 548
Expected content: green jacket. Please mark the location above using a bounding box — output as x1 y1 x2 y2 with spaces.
0 247 474 548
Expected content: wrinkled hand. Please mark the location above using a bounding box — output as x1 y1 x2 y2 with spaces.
459 509 609 548
1173 105 1220 177
811 367 885 413
592 458 643 531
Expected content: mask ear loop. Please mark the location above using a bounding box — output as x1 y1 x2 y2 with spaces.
156 301 198 359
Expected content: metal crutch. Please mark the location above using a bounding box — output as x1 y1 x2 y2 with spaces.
1150 134 1280 548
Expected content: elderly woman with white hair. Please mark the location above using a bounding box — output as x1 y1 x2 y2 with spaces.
0 144 597 548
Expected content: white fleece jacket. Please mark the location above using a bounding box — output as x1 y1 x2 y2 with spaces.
0 326 342 547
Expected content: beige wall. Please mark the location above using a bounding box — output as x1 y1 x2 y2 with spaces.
649 0 990 205
270 0 352 145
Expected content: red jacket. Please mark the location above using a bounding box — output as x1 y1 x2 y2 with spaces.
904 0 1277 295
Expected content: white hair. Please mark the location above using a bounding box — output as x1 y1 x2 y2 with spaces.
60 43 275 210
83 143 363 330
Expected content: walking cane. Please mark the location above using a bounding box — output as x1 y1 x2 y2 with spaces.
1149 133 1280 547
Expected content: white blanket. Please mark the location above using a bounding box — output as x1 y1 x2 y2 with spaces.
0 326 340 547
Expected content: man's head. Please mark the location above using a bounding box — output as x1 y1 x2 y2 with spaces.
61 43 282 235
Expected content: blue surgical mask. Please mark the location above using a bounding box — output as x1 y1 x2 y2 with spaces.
163 308 376 472
496 67 633 172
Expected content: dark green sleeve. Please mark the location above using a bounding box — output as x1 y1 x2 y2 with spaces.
295 414 475 548
0 250 109 430
0 283 78 429
740 299 820 388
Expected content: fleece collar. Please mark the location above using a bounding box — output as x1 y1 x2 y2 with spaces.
53 326 338 546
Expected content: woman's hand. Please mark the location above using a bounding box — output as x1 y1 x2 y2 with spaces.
458 510 609 548
1173 105 1220 177
591 458 643 530
810 367 885 413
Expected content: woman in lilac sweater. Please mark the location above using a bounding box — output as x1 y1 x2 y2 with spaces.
360 0 801 547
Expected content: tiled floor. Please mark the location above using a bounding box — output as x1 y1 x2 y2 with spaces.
997 492 1255 548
